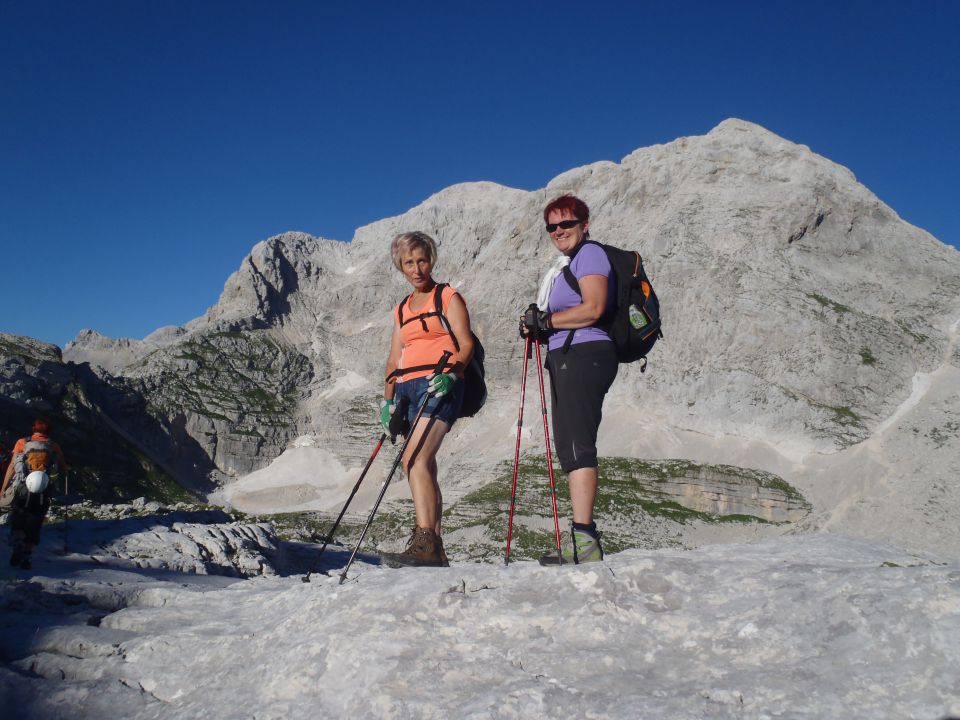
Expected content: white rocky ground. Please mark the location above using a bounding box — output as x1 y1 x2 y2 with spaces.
0 519 957 720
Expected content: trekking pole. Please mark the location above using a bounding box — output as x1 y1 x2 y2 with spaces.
533 335 564 559
339 351 453 585
302 433 387 582
61 470 68 554
504 336 532 565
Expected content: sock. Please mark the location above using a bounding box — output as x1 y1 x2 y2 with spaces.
572 521 598 538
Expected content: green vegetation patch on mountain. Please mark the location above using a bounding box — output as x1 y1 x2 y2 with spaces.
139 331 311 425
262 456 809 565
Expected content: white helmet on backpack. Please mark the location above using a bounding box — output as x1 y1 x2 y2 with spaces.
25 470 49 494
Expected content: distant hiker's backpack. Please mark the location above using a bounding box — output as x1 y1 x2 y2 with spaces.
21 438 58 474
13 437 59 487
561 240 663 370
394 283 488 418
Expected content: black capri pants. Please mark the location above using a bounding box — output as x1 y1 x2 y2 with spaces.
546 340 618 473
10 489 51 545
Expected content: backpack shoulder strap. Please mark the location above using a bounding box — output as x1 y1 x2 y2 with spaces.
11 439 29 481
396 293 413 326
560 239 606 296
398 286 446 331
562 266 580 296
387 284 463 381
433 283 462 353
433 283 448 314
558 240 615 353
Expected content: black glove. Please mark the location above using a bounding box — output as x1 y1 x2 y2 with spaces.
388 396 411 442
518 316 528 339
521 304 552 340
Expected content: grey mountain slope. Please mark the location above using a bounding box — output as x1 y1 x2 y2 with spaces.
57 118 960 558
0 333 213 500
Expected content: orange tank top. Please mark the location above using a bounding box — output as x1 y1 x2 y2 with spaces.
393 285 464 382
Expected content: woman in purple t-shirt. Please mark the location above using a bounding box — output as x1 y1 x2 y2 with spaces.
520 194 618 565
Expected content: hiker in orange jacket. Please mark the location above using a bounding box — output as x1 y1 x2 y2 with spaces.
1 417 69 569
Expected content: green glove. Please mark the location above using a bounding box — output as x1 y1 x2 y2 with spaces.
379 398 394 432
427 372 456 398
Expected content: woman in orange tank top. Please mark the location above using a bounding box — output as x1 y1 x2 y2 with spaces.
380 231 474 567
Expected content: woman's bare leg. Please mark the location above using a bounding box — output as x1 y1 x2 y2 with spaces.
568 467 598 525
403 416 450 532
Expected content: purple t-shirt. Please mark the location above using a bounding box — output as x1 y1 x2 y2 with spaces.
547 242 614 351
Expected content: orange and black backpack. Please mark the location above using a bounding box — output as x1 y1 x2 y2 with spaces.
13 437 59 486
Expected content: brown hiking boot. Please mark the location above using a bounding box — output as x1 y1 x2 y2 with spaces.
383 526 448 568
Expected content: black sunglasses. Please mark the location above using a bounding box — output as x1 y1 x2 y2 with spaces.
545 219 582 233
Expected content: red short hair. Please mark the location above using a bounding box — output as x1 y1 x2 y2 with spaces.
543 194 590 224
32 417 51 435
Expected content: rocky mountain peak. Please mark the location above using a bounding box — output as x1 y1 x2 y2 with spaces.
11 119 960 559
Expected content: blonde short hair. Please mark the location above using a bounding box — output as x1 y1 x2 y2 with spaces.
391 231 438 271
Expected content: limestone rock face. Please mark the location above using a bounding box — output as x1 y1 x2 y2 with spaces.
13 119 960 558
64 327 188 375
122 330 314 476
0 334 70 412
94 520 281 577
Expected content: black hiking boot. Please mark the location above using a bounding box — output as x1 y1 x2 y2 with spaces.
9 541 27 568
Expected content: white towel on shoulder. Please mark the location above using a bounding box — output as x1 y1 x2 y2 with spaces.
536 254 570 311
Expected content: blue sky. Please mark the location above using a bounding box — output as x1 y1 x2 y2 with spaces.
2 1 958 349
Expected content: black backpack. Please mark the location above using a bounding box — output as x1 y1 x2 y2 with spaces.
393 283 487 418
561 240 663 371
